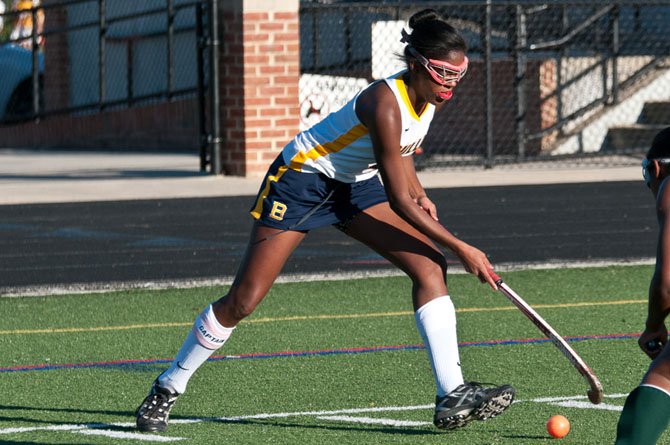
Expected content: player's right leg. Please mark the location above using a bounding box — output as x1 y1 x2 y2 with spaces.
342 202 515 430
615 348 670 444
135 222 306 432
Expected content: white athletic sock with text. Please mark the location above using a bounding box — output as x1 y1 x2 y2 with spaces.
158 304 234 394
414 295 464 398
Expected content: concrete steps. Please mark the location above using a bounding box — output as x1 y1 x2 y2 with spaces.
604 101 670 151
639 101 670 125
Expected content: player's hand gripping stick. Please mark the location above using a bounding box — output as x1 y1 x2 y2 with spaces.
645 339 663 352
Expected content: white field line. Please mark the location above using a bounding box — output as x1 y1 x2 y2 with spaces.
0 257 654 297
0 422 185 442
317 415 431 427
0 393 631 441
552 401 623 412
209 404 433 422
0 424 88 434
527 393 628 403
75 428 183 441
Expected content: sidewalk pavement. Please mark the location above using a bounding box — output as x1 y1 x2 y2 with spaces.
0 149 643 205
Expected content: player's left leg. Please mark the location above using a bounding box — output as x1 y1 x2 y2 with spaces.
136 223 307 433
342 202 514 430
615 347 670 444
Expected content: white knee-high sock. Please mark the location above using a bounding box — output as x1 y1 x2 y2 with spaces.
414 296 464 397
158 304 234 394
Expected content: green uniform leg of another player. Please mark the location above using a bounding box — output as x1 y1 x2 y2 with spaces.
615 385 670 445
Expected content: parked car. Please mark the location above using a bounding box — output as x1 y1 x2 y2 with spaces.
0 43 44 122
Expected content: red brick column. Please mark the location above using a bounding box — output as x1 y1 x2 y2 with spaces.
539 59 558 151
43 0 69 112
220 0 300 177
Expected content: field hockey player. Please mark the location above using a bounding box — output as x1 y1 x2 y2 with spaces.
135 8 515 433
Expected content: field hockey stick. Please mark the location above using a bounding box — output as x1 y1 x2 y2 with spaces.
488 270 604 405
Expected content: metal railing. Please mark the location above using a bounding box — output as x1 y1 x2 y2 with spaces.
2 1 668 172
300 1 670 168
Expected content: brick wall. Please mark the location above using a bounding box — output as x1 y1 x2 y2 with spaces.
0 100 199 150
221 0 301 176
0 0 301 174
0 2 202 153
43 0 69 112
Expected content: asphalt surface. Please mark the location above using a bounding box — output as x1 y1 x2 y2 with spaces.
0 178 657 296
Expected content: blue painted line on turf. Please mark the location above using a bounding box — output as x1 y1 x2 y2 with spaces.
0 332 643 373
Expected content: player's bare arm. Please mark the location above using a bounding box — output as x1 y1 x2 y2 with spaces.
402 155 438 221
356 82 495 289
401 154 423 201
642 176 670 357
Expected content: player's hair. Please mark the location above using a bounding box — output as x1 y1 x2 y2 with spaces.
647 127 670 158
403 9 467 62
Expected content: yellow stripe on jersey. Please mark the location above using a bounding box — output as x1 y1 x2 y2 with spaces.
394 78 429 121
250 164 289 219
288 124 368 171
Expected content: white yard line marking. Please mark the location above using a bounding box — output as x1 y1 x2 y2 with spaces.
0 393 629 438
76 429 183 441
551 401 623 412
0 424 87 434
523 393 628 403
213 404 434 422
0 422 185 442
2 258 654 298
317 415 431 427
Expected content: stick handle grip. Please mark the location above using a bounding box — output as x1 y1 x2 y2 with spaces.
488 269 502 284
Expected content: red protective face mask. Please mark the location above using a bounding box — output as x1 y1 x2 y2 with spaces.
406 45 468 86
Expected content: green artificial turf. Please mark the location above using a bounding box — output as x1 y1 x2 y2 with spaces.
0 265 667 444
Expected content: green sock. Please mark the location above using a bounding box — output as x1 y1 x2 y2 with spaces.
615 385 670 445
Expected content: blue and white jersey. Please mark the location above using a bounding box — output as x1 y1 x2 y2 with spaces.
281 71 435 183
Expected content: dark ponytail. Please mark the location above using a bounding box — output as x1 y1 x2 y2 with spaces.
403 9 467 61
648 127 670 159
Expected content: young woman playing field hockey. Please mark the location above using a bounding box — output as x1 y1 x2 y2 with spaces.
615 127 670 444
136 8 515 433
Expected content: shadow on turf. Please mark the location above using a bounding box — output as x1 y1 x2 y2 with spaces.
0 403 176 430
1 405 537 438
0 441 72 444
0 404 132 420
0 406 437 438
214 417 438 436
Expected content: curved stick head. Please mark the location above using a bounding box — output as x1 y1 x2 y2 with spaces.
587 387 604 404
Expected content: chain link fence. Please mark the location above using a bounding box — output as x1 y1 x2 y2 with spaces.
2 1 668 171
0 0 208 117
299 1 670 169
0 0 210 161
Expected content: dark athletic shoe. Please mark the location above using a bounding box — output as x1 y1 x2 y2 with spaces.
433 381 515 430
135 380 180 432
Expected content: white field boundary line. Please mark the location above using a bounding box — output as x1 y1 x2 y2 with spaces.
0 423 183 442
317 416 431 427
0 258 655 298
0 393 629 441
76 428 183 442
